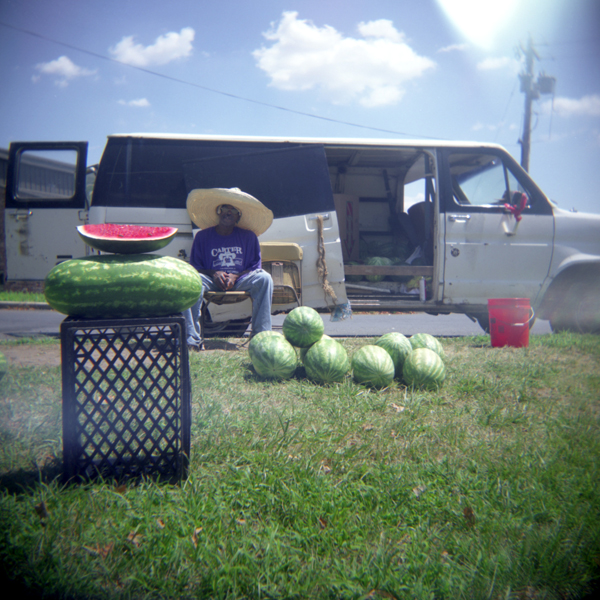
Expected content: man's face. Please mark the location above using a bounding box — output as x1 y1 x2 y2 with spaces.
217 204 241 227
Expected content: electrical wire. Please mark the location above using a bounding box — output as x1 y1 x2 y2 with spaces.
0 20 445 140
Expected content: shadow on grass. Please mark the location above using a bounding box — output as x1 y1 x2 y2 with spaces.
0 459 62 494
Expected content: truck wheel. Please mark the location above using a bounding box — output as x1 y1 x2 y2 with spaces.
466 312 490 333
551 281 600 334
470 310 536 334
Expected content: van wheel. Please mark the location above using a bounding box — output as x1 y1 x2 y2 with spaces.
470 310 536 334
467 312 490 333
550 281 600 334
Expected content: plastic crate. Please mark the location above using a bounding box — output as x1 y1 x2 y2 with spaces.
60 316 191 483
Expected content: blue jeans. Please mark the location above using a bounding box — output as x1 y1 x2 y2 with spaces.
184 269 273 346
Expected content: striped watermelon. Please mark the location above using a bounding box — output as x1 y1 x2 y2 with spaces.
77 224 178 254
282 306 324 348
410 333 445 359
298 334 332 362
44 254 202 319
351 345 395 388
249 334 298 380
402 348 445 390
249 331 284 363
375 332 412 377
366 256 392 282
303 338 350 384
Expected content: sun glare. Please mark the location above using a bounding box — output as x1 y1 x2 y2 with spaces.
436 0 520 49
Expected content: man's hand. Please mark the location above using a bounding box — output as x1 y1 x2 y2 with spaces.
214 271 239 290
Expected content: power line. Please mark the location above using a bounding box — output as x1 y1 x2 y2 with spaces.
0 20 444 140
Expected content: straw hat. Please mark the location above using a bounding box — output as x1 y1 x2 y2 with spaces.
186 188 273 236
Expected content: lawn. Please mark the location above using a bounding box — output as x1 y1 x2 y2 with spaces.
0 332 599 599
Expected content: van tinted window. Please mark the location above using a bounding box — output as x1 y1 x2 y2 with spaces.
93 138 335 218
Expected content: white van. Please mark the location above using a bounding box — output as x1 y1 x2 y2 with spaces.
5 134 600 333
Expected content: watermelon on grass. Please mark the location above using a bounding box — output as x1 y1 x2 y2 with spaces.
282 306 324 348
402 348 445 390
351 345 395 388
375 332 413 377
304 338 350 384
249 331 284 363
249 334 298 380
44 254 202 319
298 334 332 362
410 333 445 359
77 224 178 254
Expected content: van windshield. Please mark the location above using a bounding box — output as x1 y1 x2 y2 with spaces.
93 138 335 219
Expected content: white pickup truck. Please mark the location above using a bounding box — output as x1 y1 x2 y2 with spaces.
4 135 600 333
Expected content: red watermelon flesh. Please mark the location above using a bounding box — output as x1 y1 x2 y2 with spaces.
77 224 178 254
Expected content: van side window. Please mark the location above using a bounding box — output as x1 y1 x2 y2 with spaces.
94 139 335 218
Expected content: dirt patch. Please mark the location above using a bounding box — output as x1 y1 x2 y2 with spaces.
1 344 62 368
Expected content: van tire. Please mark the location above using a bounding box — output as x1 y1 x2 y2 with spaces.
550 280 600 334
470 310 536 334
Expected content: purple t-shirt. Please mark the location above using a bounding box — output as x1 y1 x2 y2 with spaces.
190 226 261 281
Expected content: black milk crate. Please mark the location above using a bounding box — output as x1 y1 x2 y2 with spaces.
60 315 191 483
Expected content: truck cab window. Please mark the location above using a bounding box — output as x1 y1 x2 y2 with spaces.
450 153 524 207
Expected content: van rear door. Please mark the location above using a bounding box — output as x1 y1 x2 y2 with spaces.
5 142 88 282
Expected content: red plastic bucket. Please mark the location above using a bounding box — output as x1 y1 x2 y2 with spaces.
488 298 532 348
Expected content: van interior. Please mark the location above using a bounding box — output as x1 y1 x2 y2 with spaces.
324 145 436 306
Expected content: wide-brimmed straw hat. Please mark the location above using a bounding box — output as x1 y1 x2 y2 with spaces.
186 188 273 236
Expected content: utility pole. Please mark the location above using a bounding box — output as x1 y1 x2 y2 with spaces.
518 36 556 172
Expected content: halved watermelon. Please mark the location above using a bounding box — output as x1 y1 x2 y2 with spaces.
77 224 178 254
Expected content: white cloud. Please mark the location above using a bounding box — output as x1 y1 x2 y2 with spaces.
118 98 150 107
541 94 600 117
472 120 517 132
253 11 436 107
438 43 469 53
476 56 520 72
110 27 195 67
32 55 97 87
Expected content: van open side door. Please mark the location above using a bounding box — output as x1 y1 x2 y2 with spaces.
5 142 89 283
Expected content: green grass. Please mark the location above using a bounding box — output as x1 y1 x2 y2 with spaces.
1 333 599 599
0 290 47 303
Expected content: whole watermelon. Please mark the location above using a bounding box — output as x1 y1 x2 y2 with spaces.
0 352 6 382
375 332 412 377
250 334 298 380
366 256 392 282
44 254 202 319
304 338 350 384
351 345 395 388
402 348 445 390
410 333 445 358
282 306 324 348
298 334 332 362
249 331 284 363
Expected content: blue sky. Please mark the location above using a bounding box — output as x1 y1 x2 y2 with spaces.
1 0 599 213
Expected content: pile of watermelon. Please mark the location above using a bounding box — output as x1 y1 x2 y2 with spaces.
249 307 350 383
248 306 446 390
44 225 202 319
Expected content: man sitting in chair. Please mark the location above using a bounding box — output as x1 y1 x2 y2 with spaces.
184 188 274 350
